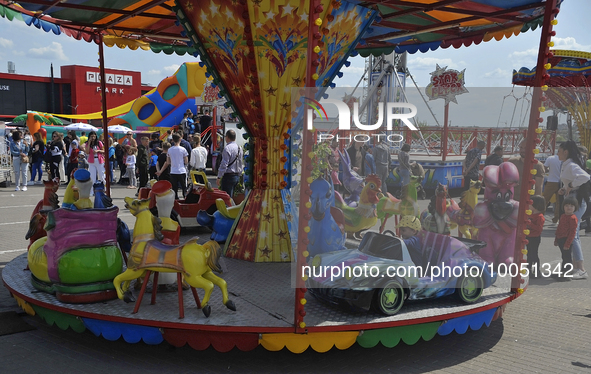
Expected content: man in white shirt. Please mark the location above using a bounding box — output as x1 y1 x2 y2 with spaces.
190 135 208 184
544 153 562 223
157 133 188 200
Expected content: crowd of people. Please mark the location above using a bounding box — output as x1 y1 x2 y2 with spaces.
4 113 242 202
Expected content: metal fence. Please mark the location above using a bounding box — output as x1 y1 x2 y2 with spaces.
402 127 556 157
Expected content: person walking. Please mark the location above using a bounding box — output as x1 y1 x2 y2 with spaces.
364 145 376 176
544 152 562 223
122 131 137 150
180 113 190 137
398 143 412 187
84 131 105 186
156 142 171 182
484 146 504 167
463 140 485 190
125 147 137 189
30 132 45 185
136 136 150 194
190 134 208 183
200 110 212 134
149 132 163 155
10 130 30 191
115 143 127 184
554 197 579 281
108 138 117 183
557 140 590 280
47 131 64 181
157 134 188 199
217 130 243 198
79 131 88 146
66 140 79 183
374 142 391 194
177 130 192 161
58 133 67 183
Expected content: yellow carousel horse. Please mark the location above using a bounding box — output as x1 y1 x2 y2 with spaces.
113 197 236 317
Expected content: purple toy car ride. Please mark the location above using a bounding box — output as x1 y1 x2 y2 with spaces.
306 231 497 316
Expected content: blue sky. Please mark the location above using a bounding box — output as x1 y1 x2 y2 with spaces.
0 0 590 125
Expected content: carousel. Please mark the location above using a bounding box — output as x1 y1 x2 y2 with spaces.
1 0 562 353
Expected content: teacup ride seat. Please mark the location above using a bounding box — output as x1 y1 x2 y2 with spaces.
27 206 124 303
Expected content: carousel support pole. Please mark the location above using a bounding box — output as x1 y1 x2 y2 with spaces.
512 0 559 293
98 34 111 197
442 103 449 161
294 0 323 334
212 107 217 153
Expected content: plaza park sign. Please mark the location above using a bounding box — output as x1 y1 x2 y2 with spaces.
425 64 468 105
86 71 132 95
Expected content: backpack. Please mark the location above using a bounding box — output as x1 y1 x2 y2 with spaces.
374 144 390 166
43 148 53 163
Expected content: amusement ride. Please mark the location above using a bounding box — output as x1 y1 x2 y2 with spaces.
0 0 575 353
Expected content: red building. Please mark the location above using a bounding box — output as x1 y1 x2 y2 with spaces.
0 65 154 120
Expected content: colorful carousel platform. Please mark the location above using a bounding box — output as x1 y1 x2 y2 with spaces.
3 253 517 353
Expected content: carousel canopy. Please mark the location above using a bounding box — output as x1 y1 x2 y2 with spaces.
1 0 561 57
512 49 591 87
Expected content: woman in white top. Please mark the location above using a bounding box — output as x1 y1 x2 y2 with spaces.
190 135 208 167
557 140 590 279
84 131 105 185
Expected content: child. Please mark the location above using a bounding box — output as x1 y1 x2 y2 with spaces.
77 151 89 170
67 140 80 183
554 197 579 281
526 195 546 278
125 147 137 189
149 149 158 180
397 215 422 265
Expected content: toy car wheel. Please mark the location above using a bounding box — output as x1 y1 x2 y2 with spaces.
373 280 405 315
455 274 483 303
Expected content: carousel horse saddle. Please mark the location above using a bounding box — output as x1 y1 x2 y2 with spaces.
129 239 198 272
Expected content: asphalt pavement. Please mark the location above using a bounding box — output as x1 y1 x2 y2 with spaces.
0 181 590 374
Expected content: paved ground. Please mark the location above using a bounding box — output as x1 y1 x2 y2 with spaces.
0 181 590 373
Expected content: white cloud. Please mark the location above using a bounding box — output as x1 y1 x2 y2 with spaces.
508 48 537 60
408 56 465 71
13 51 25 56
341 66 365 75
552 36 591 51
0 38 13 48
147 69 161 75
163 64 180 73
484 68 511 79
27 42 68 61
